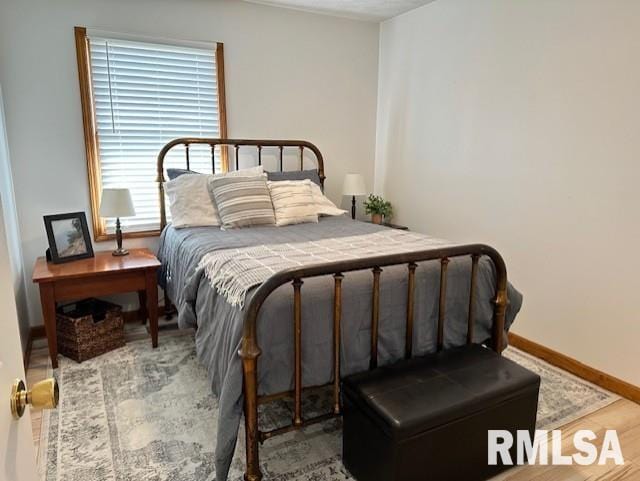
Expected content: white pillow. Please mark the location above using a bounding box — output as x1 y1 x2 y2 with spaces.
224 165 264 178
267 179 319 226
166 174 219 228
309 182 347 216
165 165 264 228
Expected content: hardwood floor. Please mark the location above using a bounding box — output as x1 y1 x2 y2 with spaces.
491 399 640 480
26 337 50 452
26 332 640 479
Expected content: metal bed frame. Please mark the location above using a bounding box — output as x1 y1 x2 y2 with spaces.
157 138 508 481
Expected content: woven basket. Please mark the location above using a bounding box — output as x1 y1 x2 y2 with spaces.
56 298 125 363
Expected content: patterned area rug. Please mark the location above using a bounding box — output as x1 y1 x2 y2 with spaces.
39 332 618 481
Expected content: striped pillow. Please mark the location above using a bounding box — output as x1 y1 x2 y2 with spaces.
267 179 319 226
208 174 276 229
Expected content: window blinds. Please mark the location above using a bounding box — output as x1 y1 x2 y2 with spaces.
89 36 221 233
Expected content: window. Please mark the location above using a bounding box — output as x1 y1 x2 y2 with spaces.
75 27 227 239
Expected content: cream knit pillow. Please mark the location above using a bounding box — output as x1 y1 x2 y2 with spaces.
267 179 319 226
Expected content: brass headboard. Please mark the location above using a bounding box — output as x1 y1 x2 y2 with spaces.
156 138 326 230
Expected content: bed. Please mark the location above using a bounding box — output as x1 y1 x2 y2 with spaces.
155 138 523 481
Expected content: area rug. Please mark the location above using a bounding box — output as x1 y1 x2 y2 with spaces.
39 332 619 481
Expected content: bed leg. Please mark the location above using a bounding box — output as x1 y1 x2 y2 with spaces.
243 356 262 481
164 292 174 320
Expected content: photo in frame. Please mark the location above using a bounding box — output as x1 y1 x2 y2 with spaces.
43 212 94 263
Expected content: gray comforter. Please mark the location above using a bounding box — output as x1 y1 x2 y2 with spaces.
157 216 523 480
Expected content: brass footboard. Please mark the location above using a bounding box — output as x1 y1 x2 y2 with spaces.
239 244 508 481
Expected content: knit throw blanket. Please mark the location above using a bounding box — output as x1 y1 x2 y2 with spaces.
198 230 454 308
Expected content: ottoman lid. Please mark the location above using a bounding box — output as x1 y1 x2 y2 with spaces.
342 344 540 439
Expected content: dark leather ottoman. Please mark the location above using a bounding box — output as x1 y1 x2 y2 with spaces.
342 344 540 481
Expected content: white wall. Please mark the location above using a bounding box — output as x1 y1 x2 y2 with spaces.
0 0 379 324
376 0 640 386
0 85 30 354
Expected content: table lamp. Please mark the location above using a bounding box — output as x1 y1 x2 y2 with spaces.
342 173 367 220
99 188 136 256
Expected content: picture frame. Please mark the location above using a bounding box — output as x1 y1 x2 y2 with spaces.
43 212 94 264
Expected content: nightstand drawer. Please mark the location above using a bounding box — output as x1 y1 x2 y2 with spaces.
53 270 146 301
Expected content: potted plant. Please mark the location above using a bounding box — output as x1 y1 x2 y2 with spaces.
364 194 392 224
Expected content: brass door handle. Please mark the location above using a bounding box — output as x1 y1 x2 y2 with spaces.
10 378 59 419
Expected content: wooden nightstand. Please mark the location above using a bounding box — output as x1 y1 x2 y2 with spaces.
32 248 161 368
366 221 409 230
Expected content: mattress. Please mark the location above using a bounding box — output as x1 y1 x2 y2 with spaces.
157 215 523 480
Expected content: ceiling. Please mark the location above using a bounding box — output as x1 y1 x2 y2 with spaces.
243 0 436 21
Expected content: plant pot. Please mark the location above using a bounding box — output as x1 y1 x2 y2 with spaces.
371 213 383 224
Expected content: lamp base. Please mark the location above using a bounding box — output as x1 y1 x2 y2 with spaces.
112 217 128 256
